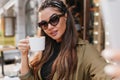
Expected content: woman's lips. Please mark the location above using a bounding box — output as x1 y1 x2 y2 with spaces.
50 30 58 36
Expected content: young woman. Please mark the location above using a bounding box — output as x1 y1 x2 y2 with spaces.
18 0 112 80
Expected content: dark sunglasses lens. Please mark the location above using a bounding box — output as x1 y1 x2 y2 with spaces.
49 14 59 26
38 21 48 30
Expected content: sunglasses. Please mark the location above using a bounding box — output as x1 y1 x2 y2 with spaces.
38 13 64 30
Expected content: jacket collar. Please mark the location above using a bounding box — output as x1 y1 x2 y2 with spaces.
77 38 88 45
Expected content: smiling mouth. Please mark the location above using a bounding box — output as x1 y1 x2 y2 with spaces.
50 30 58 36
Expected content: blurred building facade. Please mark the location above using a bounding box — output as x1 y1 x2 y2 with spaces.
0 0 41 46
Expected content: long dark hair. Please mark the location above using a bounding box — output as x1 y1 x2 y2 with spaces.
30 0 78 80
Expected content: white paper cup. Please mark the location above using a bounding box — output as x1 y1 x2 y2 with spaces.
29 36 45 52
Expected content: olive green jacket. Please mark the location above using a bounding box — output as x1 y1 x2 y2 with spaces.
18 39 112 80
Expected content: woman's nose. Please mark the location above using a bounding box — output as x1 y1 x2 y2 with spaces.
47 24 54 30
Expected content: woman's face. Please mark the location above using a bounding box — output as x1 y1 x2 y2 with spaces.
38 7 67 42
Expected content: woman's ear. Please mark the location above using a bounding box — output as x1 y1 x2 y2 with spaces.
65 13 67 18
64 13 67 21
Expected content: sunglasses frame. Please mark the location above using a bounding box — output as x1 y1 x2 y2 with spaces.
38 13 64 30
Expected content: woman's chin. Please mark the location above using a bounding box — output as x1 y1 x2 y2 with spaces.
52 37 61 42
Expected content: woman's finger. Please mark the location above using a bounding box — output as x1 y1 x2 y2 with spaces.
17 38 30 54
19 39 29 43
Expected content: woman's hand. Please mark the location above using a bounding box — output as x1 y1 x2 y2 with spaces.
102 49 120 79
17 38 30 56
18 37 31 75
